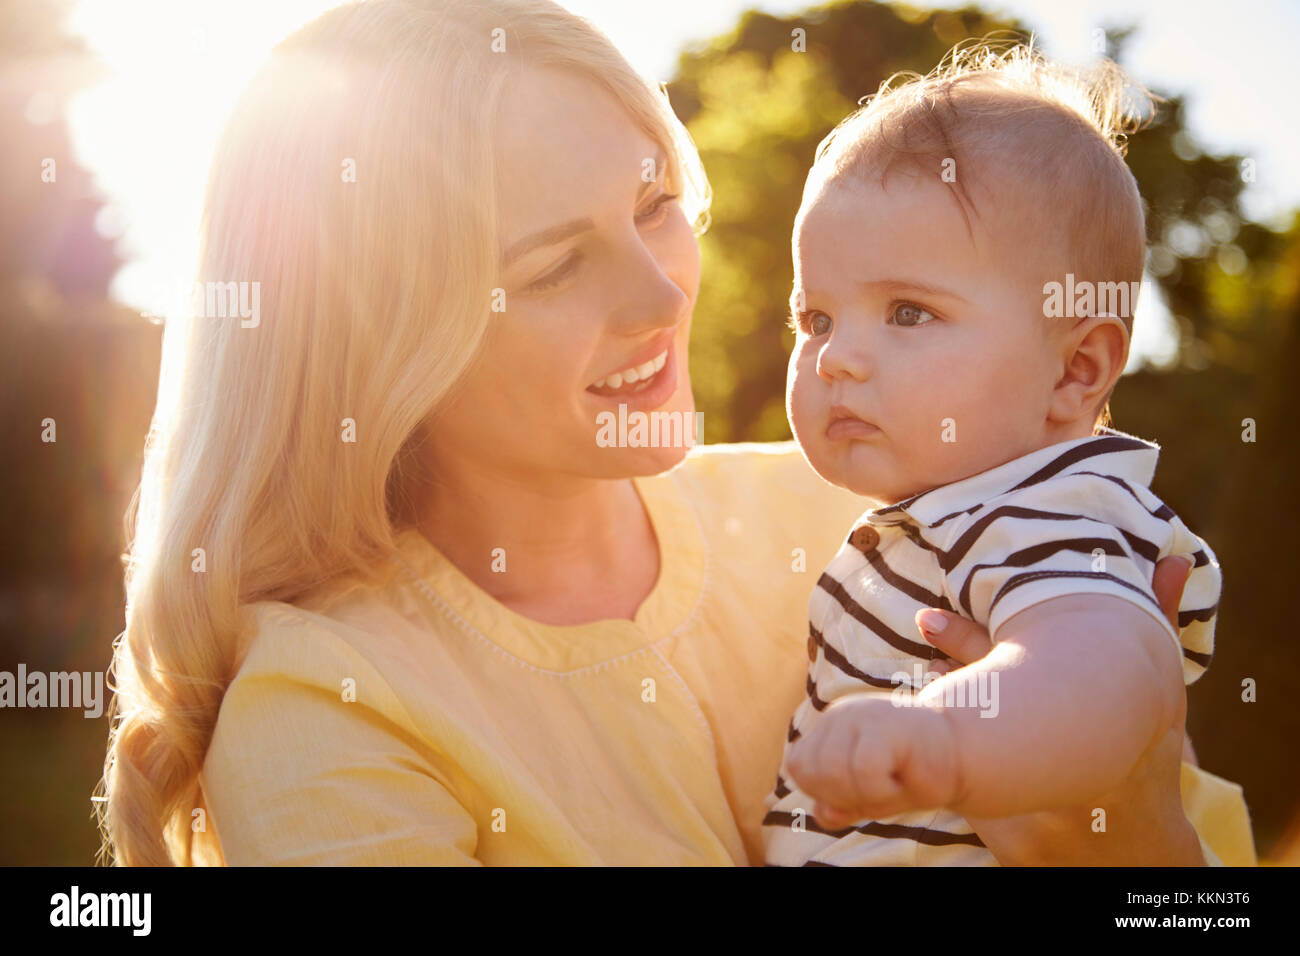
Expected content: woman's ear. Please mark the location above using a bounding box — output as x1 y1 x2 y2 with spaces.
1047 314 1130 426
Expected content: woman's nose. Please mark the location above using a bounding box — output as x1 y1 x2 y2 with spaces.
606 236 691 335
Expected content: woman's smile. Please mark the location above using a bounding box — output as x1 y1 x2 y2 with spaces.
584 337 680 413
588 348 668 393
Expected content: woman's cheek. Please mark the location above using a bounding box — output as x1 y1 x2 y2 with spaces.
490 315 578 435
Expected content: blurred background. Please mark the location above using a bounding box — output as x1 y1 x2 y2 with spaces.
1 0 1295 864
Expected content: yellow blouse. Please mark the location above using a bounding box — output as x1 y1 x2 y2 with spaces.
197 442 1255 865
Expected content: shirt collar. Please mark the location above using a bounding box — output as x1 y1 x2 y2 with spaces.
865 426 1161 529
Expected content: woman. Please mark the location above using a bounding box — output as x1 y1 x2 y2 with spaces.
95 0 1252 866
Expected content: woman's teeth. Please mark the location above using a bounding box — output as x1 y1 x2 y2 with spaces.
589 349 668 393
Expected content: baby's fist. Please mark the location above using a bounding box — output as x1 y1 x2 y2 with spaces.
786 693 964 826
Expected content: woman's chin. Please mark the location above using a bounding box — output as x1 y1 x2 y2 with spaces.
587 430 696 478
583 377 699 477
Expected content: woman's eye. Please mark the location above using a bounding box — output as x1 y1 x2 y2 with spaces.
636 192 678 224
891 302 936 327
525 252 580 293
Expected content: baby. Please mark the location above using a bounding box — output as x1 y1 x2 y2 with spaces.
762 45 1221 866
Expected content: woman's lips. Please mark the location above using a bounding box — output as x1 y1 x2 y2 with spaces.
826 408 880 441
587 330 678 390
585 344 679 413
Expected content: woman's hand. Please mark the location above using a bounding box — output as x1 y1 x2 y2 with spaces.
914 555 1206 865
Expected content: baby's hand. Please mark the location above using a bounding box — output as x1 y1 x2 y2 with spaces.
786 693 964 829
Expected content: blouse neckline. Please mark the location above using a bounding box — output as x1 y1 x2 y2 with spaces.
393 472 708 672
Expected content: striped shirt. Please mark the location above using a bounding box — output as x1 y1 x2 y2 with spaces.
762 427 1221 866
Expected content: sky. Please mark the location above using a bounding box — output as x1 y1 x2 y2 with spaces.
63 0 1300 365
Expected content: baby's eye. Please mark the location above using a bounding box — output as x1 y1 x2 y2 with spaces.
890 302 936 327
798 311 832 336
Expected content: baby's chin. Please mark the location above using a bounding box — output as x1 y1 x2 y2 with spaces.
802 446 903 505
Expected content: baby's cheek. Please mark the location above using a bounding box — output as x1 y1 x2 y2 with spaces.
788 383 821 452
893 356 958 428
931 371 1033 481
980 344 1054 431
894 361 989 482
786 348 820 425
787 356 842 481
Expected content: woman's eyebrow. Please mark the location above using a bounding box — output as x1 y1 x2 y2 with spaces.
502 148 668 268
502 218 594 268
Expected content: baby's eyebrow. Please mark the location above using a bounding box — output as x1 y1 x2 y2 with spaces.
859 278 968 303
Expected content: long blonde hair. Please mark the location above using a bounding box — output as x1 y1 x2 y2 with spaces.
96 0 710 866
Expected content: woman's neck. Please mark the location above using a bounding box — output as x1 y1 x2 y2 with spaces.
413 460 661 627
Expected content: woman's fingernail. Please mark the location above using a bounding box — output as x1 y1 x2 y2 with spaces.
918 610 948 636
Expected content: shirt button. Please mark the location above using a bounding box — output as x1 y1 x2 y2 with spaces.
849 525 880 552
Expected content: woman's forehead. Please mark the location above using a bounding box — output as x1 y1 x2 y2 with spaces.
494 68 663 234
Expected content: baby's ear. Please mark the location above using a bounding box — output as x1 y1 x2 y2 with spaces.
1047 313 1130 427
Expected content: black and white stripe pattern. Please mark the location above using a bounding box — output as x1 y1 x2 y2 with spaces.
763 428 1221 866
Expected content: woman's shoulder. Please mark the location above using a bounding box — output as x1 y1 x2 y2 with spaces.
203 597 481 865
228 578 434 708
212 593 447 781
227 599 399 698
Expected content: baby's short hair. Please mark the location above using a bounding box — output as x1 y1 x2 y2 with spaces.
810 41 1152 430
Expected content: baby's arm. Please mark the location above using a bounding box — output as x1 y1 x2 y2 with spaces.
786 593 1185 825
928 592 1183 816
